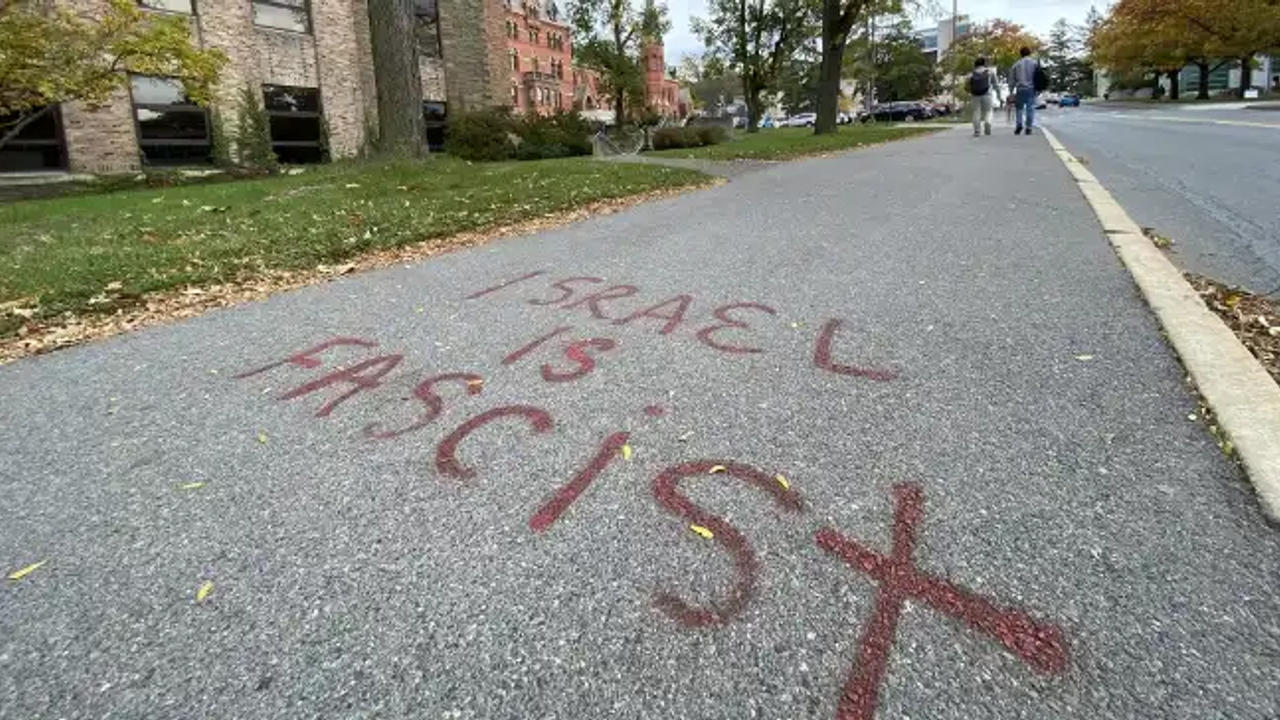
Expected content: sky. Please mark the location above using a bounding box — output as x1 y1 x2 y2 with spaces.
663 0 1107 60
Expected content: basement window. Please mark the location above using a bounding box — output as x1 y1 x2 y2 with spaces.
130 75 211 165
0 107 66 172
253 0 310 33
423 101 447 152
263 85 325 164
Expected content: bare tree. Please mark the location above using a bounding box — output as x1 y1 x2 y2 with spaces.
368 0 425 156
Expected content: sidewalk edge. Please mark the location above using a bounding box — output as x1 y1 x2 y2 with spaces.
1041 127 1280 522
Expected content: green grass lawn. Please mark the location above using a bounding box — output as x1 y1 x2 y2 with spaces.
0 156 708 339
647 125 942 161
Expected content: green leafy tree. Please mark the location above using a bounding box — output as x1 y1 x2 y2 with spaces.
0 0 226 150
857 17 938 102
694 0 814 132
569 0 670 125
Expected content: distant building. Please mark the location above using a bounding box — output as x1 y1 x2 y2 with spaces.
916 15 971 64
640 40 684 119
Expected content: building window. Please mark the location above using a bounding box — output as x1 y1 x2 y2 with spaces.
131 75 210 165
262 85 325 164
414 0 441 58
0 107 65 171
531 56 540 73
423 101 446 152
253 0 310 33
510 49 519 71
138 0 193 13
511 85 519 105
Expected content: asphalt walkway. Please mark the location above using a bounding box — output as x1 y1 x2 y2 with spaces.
2 128 1277 719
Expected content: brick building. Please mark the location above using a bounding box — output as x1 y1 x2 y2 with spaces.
0 0 680 175
498 0 572 114
641 39 683 119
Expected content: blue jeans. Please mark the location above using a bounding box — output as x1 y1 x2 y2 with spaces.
1015 87 1036 129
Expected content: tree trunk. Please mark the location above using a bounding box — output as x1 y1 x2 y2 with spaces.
614 91 626 127
1168 69 1179 100
1239 55 1253 96
815 0 852 135
1196 61 1210 99
744 79 761 133
368 0 425 156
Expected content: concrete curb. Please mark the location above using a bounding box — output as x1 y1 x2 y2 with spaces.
1042 127 1280 522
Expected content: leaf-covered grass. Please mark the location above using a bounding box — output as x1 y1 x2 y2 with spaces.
647 125 942 161
0 156 708 338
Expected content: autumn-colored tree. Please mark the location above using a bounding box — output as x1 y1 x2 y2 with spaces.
1098 0 1280 98
945 19 1041 90
0 0 226 151
694 0 813 132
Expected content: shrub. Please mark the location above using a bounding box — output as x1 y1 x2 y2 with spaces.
651 125 726 151
519 111 593 158
445 108 517 161
234 84 278 172
694 125 728 146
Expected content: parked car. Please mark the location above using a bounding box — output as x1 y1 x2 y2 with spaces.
1045 92 1061 105
782 112 817 127
1058 94 1081 107
862 101 934 123
1035 95 1048 110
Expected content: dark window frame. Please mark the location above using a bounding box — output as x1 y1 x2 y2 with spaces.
262 84 326 162
129 74 212 165
0 106 68 171
252 0 312 34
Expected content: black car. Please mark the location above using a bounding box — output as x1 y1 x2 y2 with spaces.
861 101 934 123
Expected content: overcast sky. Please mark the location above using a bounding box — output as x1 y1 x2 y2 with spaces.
663 0 1107 60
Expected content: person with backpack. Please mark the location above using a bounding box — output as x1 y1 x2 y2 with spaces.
968 57 1001 137
1009 46 1048 135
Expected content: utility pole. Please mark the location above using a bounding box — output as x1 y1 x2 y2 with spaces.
866 14 875 113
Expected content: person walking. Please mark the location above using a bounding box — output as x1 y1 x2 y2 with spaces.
968 56 1001 137
1009 46 1044 135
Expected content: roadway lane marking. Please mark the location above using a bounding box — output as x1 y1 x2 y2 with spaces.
1109 113 1280 130
1042 127 1280 521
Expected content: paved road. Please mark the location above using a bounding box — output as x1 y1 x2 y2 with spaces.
3 129 1279 719
1042 103 1280 295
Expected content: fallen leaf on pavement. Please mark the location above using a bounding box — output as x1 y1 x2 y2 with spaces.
621 444 632 460
196 581 214 603
708 465 726 474
775 474 790 490
257 431 268 444
1075 354 1095 361
689 525 714 539
8 560 47 581
180 482 205 490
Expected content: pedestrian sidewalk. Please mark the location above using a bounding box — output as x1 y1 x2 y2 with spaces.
1 127 1277 719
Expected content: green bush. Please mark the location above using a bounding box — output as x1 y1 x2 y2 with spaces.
234 85 278 172
445 108 517 161
694 125 728 146
517 111 593 159
651 126 727 151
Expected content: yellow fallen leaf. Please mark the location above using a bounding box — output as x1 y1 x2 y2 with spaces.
466 378 484 388
708 465 726 474
8 560 47 581
257 431 268 444
689 524 713 539
180 482 205 490
196 580 214 603
1074 354 1095 362
775 474 790 490
415 306 425 313
621 444 632 460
